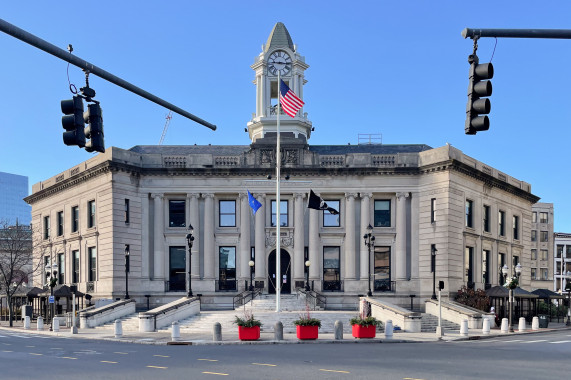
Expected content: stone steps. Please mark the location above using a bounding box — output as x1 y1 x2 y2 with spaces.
420 313 460 332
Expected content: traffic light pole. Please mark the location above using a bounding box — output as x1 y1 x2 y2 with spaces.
0 18 216 131
462 28 571 40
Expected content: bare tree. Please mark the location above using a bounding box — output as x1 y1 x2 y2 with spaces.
0 220 43 327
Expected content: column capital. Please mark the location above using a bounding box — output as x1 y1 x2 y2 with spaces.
150 193 163 200
253 193 266 199
202 193 215 199
294 192 305 199
186 193 200 200
360 192 373 199
396 192 410 200
345 192 358 199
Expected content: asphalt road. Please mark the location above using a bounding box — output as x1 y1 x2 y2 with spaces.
1 331 570 379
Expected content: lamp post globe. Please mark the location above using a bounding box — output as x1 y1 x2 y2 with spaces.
305 260 311 291
249 260 255 291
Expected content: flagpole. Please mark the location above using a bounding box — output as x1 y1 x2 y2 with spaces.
275 72 281 313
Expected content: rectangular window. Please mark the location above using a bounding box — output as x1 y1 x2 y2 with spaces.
465 200 473 228
531 268 537 280
44 256 51 286
88 247 97 282
482 250 490 284
540 249 548 261
168 246 186 291
531 230 537 242
556 262 561 275
323 246 341 291
87 200 96 228
513 255 519 267
567 245 571 259
557 245 563 258
323 200 340 227
373 200 391 227
219 246 236 290
124 199 130 224
219 200 236 227
512 216 519 240
43 215 50 240
532 212 537 223
374 246 391 291
430 198 436 224
499 253 506 284
57 211 64 236
540 231 548 242
483 205 490 232
58 253 65 285
531 249 537 260
271 200 288 227
169 200 186 227
540 268 548 280
498 211 505 236
464 247 474 286
72 206 79 232
72 250 79 283
540 212 548 224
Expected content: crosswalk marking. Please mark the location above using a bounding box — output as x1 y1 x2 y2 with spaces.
549 340 571 344
520 340 547 343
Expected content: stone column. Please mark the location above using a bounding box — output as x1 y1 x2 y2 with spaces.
308 208 319 281
202 193 215 280
359 193 372 280
396 192 410 280
410 192 419 279
151 193 164 281
254 193 266 281
240 193 251 286
188 193 200 279
293 193 305 283
345 193 357 280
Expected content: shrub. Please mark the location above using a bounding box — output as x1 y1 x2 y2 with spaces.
455 286 490 312
233 310 262 328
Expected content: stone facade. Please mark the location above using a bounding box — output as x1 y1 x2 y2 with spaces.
529 202 554 290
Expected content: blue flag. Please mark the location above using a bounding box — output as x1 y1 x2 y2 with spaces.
248 191 262 214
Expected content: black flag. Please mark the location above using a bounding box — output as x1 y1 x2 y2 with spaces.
307 190 339 215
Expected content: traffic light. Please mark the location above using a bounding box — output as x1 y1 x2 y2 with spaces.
465 54 494 135
84 103 105 153
61 96 86 147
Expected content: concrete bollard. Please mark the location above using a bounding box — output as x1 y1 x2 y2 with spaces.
24 316 30 330
460 319 468 337
53 318 60 332
274 321 283 341
171 322 180 341
501 318 508 333
482 317 490 335
213 322 222 341
384 320 393 339
532 316 539 331
114 319 123 338
37 316 44 331
518 317 526 332
334 320 343 340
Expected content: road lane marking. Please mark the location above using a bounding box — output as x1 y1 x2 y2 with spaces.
521 340 547 343
252 363 277 366
26 346 35 348
101 361 118 364
61 357 77 360
2 350 13 353
550 340 571 344
30 353 43 356
114 352 129 354
51 348 63 350
147 366 168 369
154 355 170 358
403 378 425 380
202 372 229 376
2 343 11 346
504 340 523 343
320 369 350 374
198 358 219 362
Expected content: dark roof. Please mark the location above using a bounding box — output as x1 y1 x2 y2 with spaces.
531 288 566 299
129 144 432 156
265 22 294 52
486 286 538 298
26 287 44 297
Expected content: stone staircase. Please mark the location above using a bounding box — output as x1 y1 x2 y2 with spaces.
247 293 324 311
93 312 140 332
420 313 460 332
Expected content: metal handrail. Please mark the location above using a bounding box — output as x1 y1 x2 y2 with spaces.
297 288 326 310
232 289 261 310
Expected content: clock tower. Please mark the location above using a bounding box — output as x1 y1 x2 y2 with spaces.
247 22 312 144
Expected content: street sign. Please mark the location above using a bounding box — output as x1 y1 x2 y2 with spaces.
49 295 55 304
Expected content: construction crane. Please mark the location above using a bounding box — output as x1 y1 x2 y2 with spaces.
158 111 173 145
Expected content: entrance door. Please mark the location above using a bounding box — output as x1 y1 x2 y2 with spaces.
268 249 291 294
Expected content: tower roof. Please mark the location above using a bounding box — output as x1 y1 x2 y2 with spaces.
264 22 294 52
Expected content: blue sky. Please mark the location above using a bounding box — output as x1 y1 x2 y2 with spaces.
1 1 570 231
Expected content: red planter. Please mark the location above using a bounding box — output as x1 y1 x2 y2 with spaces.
296 325 319 340
352 324 376 338
238 325 260 341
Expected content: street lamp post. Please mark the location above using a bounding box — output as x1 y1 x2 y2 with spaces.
249 260 255 291
124 245 130 300
186 224 194 298
565 270 571 326
45 263 58 331
305 260 311 291
363 224 375 297
431 245 438 300
503 263 522 333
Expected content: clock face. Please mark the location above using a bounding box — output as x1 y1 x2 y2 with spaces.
268 50 292 76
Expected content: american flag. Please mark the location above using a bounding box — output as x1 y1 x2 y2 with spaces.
279 79 304 117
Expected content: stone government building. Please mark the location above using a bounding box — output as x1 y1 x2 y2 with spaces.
25 23 540 310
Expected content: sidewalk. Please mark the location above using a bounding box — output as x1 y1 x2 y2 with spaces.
1 320 569 346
